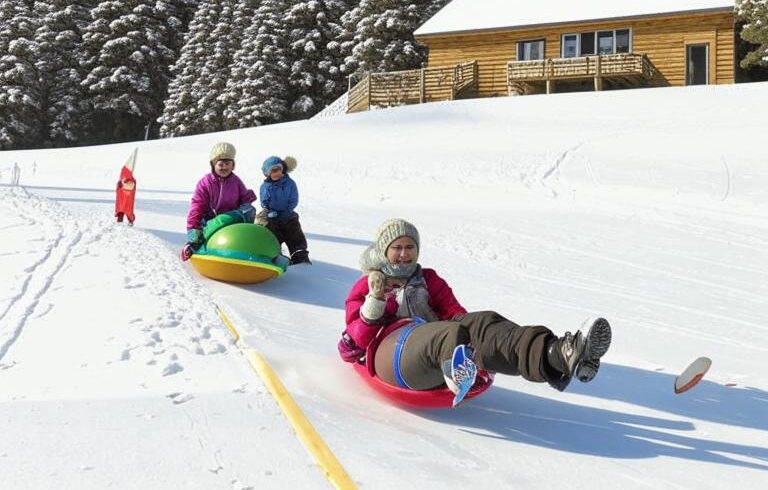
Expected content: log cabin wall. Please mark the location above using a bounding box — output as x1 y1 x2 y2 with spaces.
416 11 734 97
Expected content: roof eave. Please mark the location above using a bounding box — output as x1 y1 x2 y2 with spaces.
414 6 734 39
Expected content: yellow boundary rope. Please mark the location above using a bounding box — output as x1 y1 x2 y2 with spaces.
216 305 240 343
216 305 356 490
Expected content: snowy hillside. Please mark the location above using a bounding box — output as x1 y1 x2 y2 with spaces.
1 82 767 489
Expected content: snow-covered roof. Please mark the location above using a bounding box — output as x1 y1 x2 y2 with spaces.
415 0 734 37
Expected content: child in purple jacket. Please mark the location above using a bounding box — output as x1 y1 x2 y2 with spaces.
181 142 257 261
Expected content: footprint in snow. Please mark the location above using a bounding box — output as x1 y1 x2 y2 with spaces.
162 362 183 376
232 384 248 394
167 392 194 405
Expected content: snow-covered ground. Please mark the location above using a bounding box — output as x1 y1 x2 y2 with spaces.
1 82 767 489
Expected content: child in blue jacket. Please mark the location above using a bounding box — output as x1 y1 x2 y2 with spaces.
257 156 310 265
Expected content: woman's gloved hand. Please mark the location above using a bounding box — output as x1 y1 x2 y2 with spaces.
337 331 365 363
367 271 385 299
360 271 387 323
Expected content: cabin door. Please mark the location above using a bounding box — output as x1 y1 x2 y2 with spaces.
686 43 709 85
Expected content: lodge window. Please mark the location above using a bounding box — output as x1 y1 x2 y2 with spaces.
517 39 545 61
580 32 595 55
616 29 630 53
562 34 578 58
561 28 631 57
597 31 614 54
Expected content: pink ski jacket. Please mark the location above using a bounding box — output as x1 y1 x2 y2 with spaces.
344 268 467 350
186 172 256 231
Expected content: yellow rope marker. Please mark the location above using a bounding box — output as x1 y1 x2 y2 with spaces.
216 304 240 343
246 350 357 490
216 304 356 490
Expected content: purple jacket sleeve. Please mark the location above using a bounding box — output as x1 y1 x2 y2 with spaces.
186 177 210 231
235 175 256 205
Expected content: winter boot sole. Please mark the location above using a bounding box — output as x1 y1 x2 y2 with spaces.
575 317 611 382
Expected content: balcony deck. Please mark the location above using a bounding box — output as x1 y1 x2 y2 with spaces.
507 53 663 94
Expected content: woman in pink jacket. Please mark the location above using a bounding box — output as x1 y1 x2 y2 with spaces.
181 142 257 261
338 219 612 394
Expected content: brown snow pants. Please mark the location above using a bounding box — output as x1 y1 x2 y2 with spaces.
374 310 558 390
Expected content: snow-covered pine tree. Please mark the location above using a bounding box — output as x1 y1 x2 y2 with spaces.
221 0 290 128
421 0 450 20
737 0 768 69
159 0 246 136
0 0 42 150
283 0 348 119
340 0 450 76
33 0 96 147
80 0 195 143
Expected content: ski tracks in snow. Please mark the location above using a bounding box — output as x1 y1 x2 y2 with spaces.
432 207 766 346
0 187 228 374
0 187 83 362
487 140 585 198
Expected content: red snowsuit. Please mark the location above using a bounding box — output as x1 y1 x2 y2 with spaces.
115 166 136 224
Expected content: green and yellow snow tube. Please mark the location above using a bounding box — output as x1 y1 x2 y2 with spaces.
190 223 287 284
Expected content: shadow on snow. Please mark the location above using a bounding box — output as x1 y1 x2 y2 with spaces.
415 363 768 470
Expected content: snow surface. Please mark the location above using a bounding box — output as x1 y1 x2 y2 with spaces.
1 81 768 489
415 0 735 36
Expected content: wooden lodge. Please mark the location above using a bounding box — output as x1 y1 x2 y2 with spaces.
348 0 735 112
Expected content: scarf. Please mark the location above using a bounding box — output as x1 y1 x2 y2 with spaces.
394 266 439 322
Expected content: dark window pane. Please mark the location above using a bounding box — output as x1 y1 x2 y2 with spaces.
598 31 614 54
687 44 708 85
563 34 578 57
580 32 595 55
616 29 630 53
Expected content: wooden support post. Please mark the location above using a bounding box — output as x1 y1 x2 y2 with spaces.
507 63 511 96
366 72 371 111
420 68 425 103
545 59 552 94
347 76 352 112
594 56 602 91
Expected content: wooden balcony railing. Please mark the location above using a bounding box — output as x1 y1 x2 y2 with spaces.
347 61 478 113
507 53 660 94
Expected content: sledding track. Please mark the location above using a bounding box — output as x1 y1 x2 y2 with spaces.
0 185 330 488
216 305 356 489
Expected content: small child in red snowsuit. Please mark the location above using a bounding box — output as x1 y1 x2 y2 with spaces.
115 166 136 225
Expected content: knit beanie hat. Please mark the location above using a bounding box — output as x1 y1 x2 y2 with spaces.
210 142 236 163
375 218 419 256
360 218 420 277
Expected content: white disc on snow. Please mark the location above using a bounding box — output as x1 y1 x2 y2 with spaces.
674 357 712 394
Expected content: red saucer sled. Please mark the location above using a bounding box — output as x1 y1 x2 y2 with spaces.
352 318 495 409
